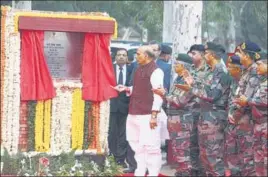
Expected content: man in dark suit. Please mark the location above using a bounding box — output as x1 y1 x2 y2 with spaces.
156 44 172 92
109 48 137 172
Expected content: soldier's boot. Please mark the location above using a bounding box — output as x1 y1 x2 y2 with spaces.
231 172 241 176
174 171 191 177
197 168 206 176
190 169 199 176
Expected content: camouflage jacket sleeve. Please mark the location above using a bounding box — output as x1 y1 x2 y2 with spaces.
190 65 226 103
166 89 194 108
248 79 267 107
237 72 260 113
165 76 194 108
244 72 260 98
227 78 238 114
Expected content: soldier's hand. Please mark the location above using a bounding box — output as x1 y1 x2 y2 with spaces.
175 84 191 91
228 115 236 124
233 95 248 107
150 117 158 129
183 71 194 86
166 95 174 102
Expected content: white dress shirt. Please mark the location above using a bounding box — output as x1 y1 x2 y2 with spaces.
116 64 127 85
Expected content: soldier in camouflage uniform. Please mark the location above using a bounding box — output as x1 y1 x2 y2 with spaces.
231 41 261 176
224 55 245 176
187 44 211 176
153 54 199 176
184 42 231 176
236 52 267 176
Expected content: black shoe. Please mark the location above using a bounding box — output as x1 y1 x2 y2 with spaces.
191 169 199 176
174 171 191 177
117 161 128 169
123 168 135 174
146 169 149 175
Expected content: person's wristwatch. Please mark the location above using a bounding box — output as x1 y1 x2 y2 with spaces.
151 114 157 119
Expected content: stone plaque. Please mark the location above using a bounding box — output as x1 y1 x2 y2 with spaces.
44 31 84 79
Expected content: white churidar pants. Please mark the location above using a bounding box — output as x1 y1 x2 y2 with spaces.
126 114 162 176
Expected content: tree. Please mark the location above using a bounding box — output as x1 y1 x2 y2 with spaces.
31 1 164 42
202 1 267 52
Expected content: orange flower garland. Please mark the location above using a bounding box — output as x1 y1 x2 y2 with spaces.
0 6 8 145
95 102 101 154
88 102 101 153
88 102 96 149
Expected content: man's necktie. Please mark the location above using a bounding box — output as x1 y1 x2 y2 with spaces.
118 66 123 85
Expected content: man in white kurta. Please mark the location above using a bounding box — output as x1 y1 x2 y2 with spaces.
113 46 164 176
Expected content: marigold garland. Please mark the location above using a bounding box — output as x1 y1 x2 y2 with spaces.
35 100 51 152
88 104 95 148
14 12 118 38
35 100 43 152
88 102 101 153
95 102 101 154
50 80 75 154
44 100 51 151
0 6 8 144
1 6 21 155
99 100 110 153
1 7 113 154
71 88 85 150
89 102 98 150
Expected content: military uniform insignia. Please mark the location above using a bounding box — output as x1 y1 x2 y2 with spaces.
241 42 246 50
255 52 260 60
206 74 213 85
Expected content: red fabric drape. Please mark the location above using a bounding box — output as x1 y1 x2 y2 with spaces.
82 33 118 101
20 30 55 100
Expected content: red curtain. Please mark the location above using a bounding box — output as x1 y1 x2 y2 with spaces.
82 33 118 101
20 30 56 100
